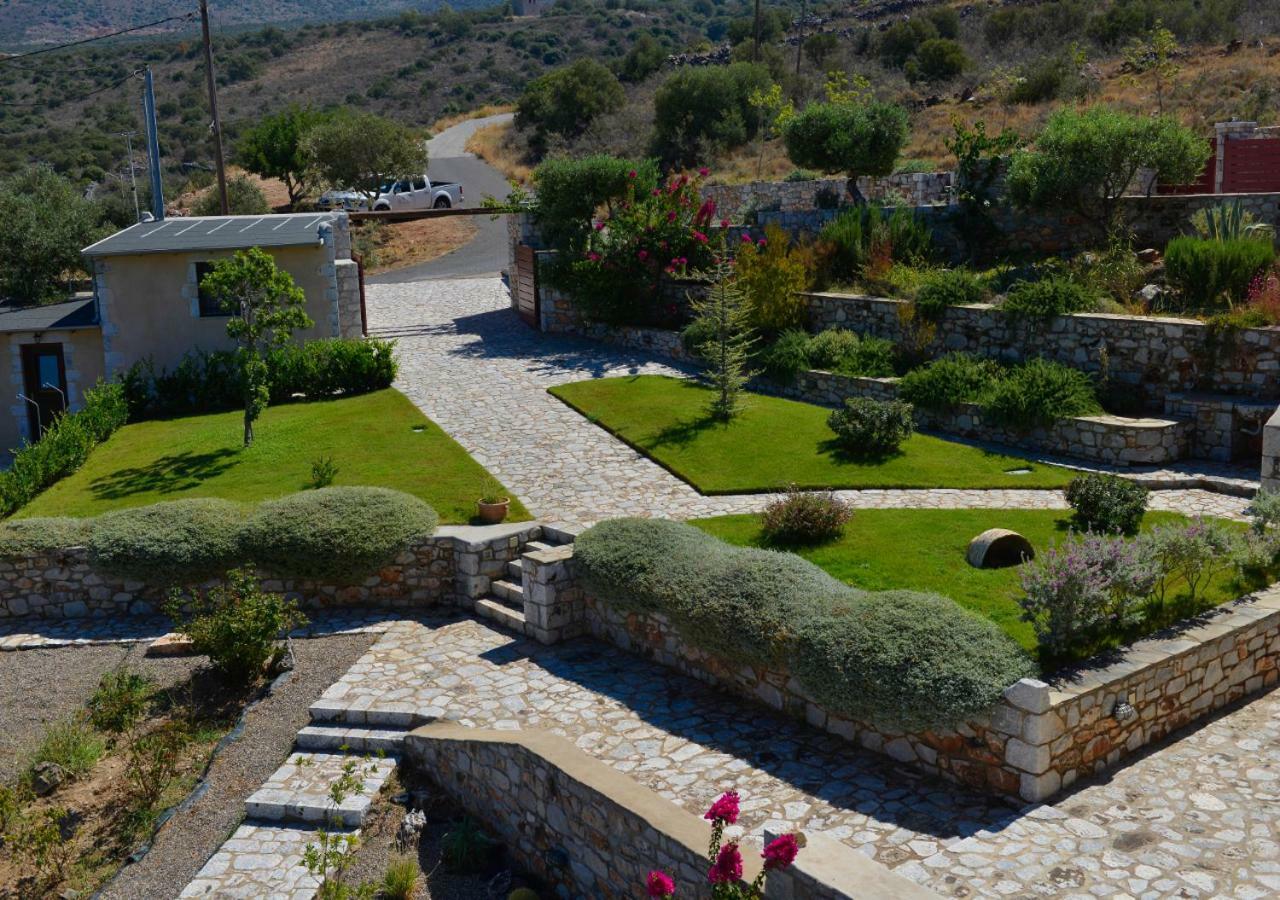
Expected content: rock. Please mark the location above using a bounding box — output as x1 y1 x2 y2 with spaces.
396 808 427 851
1134 284 1164 307
967 529 1035 569
147 632 195 657
1136 248 1161 264
31 761 65 796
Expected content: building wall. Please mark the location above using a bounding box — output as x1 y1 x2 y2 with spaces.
94 243 340 377
0 327 105 454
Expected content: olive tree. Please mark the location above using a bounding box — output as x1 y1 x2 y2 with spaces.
1007 106 1209 240
782 100 909 195
237 105 329 208
303 110 428 207
200 248 313 447
0 167 102 305
516 59 625 147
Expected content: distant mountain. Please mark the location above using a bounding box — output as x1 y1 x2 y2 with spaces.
0 0 494 49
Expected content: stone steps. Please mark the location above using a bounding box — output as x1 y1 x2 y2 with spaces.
474 596 528 632
295 724 409 754
180 821 335 898
506 559 523 580
491 578 524 608
245 751 398 829
308 698 438 729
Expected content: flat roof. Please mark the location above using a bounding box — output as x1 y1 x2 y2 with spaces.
82 213 341 257
0 297 98 333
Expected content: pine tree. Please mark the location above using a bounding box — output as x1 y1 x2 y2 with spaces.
691 250 755 421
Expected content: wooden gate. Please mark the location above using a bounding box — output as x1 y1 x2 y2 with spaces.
513 244 540 329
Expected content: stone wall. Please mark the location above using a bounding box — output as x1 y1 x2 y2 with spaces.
579 584 1280 803
703 173 952 222
0 523 541 620
1265 407 1280 493
403 723 936 900
539 285 700 363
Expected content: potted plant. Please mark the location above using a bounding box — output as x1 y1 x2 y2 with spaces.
476 476 510 525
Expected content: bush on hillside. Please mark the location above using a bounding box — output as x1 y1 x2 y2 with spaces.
1065 473 1149 534
782 101 909 184
516 59 625 147
983 358 1101 429
1164 236 1275 313
816 206 932 283
759 329 812 383
191 174 270 216
899 353 1002 410
575 518 1035 730
1001 276 1100 318
89 498 248 584
241 486 438 582
907 38 969 84
0 381 129 517
806 329 861 371
914 268 987 318
651 62 772 167
826 397 915 455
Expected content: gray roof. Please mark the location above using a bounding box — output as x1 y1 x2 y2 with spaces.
0 296 99 333
82 213 341 257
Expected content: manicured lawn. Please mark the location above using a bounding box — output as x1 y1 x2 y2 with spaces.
694 508 1253 659
19 389 529 524
549 375 1075 492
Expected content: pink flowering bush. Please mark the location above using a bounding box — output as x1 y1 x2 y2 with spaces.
645 790 803 899
560 169 720 326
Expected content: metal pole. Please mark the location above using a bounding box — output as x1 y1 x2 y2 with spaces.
143 68 165 221
200 0 229 215
118 131 141 222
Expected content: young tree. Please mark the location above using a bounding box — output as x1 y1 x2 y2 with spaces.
691 248 755 421
192 174 270 216
237 105 328 209
1124 21 1180 114
651 62 773 167
782 99 908 196
1007 106 1209 240
200 248 313 447
303 110 428 208
0 167 103 305
516 59 625 147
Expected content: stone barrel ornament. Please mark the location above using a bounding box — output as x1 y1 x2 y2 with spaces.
966 529 1035 569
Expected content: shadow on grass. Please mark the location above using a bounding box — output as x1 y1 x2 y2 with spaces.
89 449 241 501
648 413 724 449
817 438 904 466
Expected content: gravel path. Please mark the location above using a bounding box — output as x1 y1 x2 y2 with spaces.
97 633 377 900
0 644 198 783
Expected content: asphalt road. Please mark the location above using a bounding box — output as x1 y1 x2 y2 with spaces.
367 113 515 284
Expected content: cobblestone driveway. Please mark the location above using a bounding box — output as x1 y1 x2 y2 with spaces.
365 278 1252 525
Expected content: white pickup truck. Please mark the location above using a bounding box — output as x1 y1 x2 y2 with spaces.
317 175 464 212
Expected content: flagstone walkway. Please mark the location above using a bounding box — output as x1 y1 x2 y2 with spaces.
364 278 1255 526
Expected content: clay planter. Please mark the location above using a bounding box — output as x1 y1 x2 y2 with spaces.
477 498 510 525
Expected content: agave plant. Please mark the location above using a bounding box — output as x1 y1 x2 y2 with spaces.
1190 200 1275 243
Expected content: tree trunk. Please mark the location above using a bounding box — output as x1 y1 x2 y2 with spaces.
243 404 254 447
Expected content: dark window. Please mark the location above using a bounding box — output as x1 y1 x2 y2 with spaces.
196 261 229 317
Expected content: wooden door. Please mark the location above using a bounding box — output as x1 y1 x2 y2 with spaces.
513 244 540 329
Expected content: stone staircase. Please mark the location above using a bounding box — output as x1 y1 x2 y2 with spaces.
472 527 574 636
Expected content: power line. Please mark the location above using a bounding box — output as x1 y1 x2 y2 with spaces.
0 13 196 67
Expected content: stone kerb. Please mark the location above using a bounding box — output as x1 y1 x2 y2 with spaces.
404 722 934 899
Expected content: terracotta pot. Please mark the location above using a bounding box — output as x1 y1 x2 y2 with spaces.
477 498 510 524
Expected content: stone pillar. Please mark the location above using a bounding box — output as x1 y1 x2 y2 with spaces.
998 678 1065 802
1214 121 1257 193
521 544 584 645
1263 405 1280 494
334 259 363 338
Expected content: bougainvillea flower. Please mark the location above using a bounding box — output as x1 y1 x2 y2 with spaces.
646 870 676 897
762 833 800 871
707 843 743 884
704 791 740 824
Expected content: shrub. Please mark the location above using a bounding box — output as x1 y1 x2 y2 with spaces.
1251 489 1280 534
680 317 716 359
1019 533 1160 659
760 487 853 545
27 715 104 780
576 518 1035 730
840 335 898 378
0 381 129 517
165 567 305 686
1072 239 1146 305
982 358 1101 429
805 329 860 371
1007 55 1082 104
0 517 91 556
1164 236 1275 312
89 498 248 584
908 38 968 83
899 353 1002 410
1065 473 1149 534
531 154 658 255
88 667 154 734
759 329 812 383
783 101 909 183
1141 518 1239 609
826 397 915 455
914 268 987 318
1001 276 1100 318
241 486 438 582
652 62 772 166
816 206 932 283
381 854 420 899
733 225 815 334
515 59 624 145
191 173 269 216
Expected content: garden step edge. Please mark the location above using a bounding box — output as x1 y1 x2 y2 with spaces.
474 597 528 633
491 578 524 605
295 724 410 753
244 752 398 829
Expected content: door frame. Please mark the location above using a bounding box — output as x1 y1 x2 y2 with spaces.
20 342 68 441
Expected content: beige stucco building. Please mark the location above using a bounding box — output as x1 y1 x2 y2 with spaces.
0 212 363 455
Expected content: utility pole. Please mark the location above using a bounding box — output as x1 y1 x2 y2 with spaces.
142 68 165 221
753 0 762 63
200 0 229 215
117 130 141 222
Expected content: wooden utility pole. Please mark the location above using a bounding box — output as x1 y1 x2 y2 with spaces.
199 0 229 215
753 0 762 62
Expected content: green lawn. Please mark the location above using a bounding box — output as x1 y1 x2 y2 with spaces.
694 508 1252 658
19 389 529 525
549 375 1074 492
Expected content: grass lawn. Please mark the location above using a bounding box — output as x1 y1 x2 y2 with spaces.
694 508 1255 660
550 375 1075 493
19 389 529 525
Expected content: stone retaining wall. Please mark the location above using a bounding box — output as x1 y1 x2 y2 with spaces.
703 173 952 221
403 723 937 899
580 584 1280 802
0 523 541 620
1266 408 1280 493
539 286 700 363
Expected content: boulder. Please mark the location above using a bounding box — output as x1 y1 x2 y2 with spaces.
967 529 1035 569
147 632 195 657
1136 248 1161 264
31 761 65 796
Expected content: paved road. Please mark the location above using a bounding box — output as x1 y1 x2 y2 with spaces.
367 113 515 284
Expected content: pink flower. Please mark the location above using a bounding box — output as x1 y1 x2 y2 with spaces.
740 233 753 244
667 210 678 222
678 256 688 266
594 221 605 231
757 238 767 247
699 167 710 177
628 170 638 179
762 834 800 871
646 870 676 898
638 250 649 261
693 231 708 244
707 843 743 885
586 251 601 262
704 791 740 825
720 218 730 228
652 188 662 196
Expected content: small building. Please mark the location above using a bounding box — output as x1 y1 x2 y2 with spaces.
0 212 364 455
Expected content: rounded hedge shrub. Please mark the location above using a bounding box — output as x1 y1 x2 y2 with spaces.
760 488 853 545
982 357 1101 429
241 486 439 582
89 498 247 584
840 335 898 378
1002 276 1100 318
759 329 812 383
0 517 92 556
1065 472 1149 534
806 329 861 371
899 353 1002 410
792 590 1036 730
914 268 986 319
827 397 915 455
1164 236 1275 312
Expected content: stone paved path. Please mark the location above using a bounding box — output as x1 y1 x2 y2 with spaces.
365 278 1255 526
312 615 1280 900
